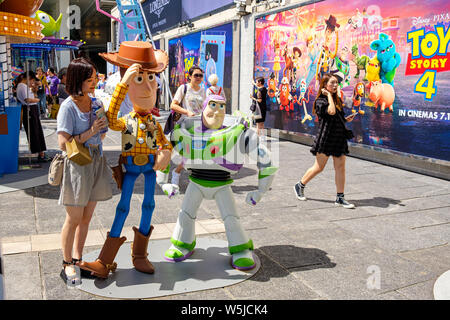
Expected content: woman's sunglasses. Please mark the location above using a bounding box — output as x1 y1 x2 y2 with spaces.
193 73 204 78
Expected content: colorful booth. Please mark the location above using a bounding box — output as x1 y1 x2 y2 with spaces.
11 37 84 72
0 2 44 176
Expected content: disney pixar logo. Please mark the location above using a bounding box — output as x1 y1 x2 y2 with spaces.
148 0 170 18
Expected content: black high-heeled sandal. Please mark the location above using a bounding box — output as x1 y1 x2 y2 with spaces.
60 260 81 287
72 258 95 279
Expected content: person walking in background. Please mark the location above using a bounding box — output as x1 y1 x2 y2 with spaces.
294 73 356 208
206 73 226 102
169 66 206 186
15 71 50 162
57 67 69 104
47 67 60 113
250 77 267 136
36 67 49 117
96 73 106 90
56 58 111 286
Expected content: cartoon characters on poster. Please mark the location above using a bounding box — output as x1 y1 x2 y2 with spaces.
352 82 365 115
278 77 292 112
368 80 395 112
316 15 340 81
254 9 402 119
298 79 313 123
369 33 401 86
267 72 278 103
351 44 369 81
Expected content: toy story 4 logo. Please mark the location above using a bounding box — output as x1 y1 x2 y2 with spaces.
406 23 450 102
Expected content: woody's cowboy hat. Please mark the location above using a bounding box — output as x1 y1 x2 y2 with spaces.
99 41 168 73
325 15 340 31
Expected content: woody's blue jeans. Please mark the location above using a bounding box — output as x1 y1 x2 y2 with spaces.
109 155 156 238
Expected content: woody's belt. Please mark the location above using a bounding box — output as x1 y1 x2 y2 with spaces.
120 154 155 166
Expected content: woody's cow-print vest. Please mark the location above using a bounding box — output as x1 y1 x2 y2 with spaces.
122 114 159 153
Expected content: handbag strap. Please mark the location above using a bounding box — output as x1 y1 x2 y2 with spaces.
179 84 187 109
69 99 94 142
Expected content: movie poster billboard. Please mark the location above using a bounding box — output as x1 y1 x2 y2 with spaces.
168 23 233 108
254 0 450 161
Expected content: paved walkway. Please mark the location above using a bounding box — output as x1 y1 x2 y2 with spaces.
0 117 449 300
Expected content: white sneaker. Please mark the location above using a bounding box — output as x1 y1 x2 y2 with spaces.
335 197 355 209
293 183 306 201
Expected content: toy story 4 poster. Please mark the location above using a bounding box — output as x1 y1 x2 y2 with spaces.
168 23 233 108
254 0 450 161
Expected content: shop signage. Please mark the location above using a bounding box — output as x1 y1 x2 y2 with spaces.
142 0 182 33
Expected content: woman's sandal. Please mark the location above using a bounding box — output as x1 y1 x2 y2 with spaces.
72 258 96 279
60 260 81 287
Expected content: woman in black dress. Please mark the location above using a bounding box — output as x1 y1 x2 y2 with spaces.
250 77 267 136
294 73 356 208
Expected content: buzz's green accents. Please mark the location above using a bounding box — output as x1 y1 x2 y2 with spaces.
172 122 245 161
258 166 278 179
161 163 171 174
233 258 255 268
174 124 181 130
187 125 196 135
229 239 254 254
189 176 233 188
171 237 196 251
164 248 184 259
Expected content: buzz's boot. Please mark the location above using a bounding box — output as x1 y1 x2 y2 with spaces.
131 226 155 274
79 233 126 279
164 210 196 262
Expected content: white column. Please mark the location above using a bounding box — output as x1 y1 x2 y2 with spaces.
239 13 255 114
56 0 71 69
231 20 240 114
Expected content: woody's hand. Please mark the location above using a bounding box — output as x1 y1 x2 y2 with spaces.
153 149 171 171
120 63 141 86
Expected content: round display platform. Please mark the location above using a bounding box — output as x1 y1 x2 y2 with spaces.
433 270 450 300
79 237 261 299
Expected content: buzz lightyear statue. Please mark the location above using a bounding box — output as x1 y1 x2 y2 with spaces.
158 95 277 270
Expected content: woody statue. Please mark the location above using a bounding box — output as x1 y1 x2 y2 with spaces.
80 41 176 278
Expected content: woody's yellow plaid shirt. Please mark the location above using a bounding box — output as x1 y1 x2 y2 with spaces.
106 82 172 157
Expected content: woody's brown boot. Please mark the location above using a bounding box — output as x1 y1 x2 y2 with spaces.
131 226 155 274
79 233 126 279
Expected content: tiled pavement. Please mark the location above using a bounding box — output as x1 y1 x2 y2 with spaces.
0 117 449 300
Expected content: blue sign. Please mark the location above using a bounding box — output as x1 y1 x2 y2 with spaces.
142 0 182 33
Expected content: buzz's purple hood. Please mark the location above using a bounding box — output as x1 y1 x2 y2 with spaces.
202 94 226 112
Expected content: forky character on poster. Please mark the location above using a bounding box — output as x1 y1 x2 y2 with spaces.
298 78 313 123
